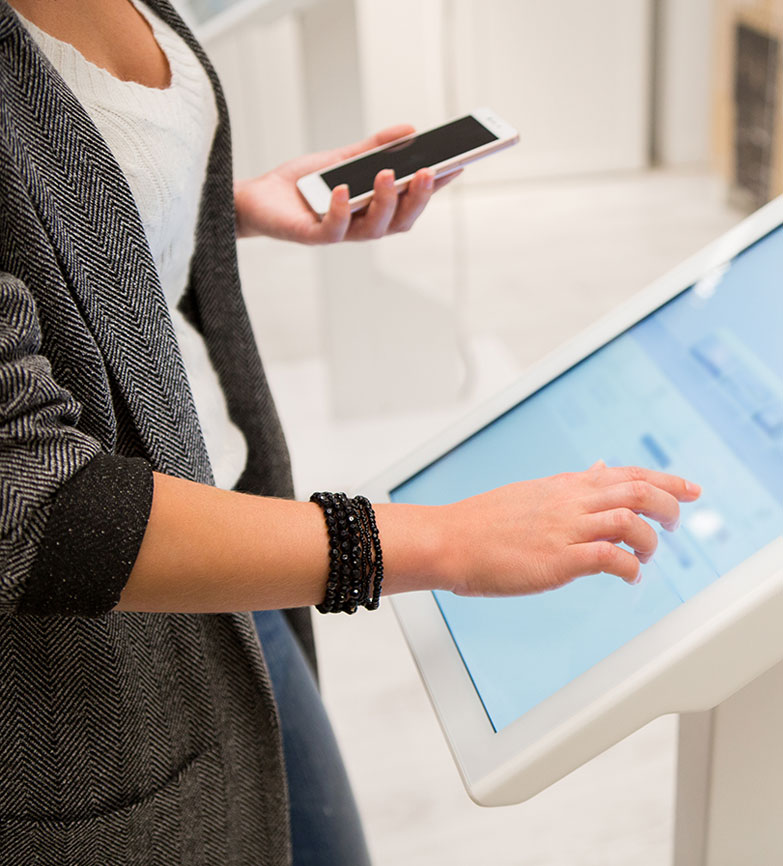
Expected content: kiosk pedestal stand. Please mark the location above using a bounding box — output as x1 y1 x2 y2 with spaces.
675 660 783 866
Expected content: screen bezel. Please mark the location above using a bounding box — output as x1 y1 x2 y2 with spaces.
362 195 783 806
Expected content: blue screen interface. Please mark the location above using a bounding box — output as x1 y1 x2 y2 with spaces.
390 226 783 732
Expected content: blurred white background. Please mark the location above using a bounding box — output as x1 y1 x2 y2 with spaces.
177 1 754 863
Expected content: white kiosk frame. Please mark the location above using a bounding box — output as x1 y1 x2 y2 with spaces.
365 196 783 864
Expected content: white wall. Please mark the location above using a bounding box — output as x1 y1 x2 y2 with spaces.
354 0 654 183
655 0 715 167
451 0 654 182
200 0 718 183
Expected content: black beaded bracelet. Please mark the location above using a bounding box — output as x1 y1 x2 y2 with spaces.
310 492 384 614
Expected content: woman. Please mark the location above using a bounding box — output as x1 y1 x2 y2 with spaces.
0 1 700 863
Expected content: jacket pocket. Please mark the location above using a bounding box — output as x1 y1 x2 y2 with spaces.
0 746 231 866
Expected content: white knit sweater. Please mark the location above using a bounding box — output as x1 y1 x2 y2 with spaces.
17 0 248 489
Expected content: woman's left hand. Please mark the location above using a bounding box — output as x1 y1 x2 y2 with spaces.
234 124 460 244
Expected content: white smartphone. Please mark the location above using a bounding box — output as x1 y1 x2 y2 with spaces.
296 108 519 217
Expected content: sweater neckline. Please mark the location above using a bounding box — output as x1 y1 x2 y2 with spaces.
12 0 177 95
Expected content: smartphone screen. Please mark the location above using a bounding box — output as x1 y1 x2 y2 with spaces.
320 115 499 196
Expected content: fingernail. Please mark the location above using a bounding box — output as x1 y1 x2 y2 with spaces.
632 567 642 585
425 169 435 189
686 481 701 496
335 184 349 202
382 170 395 187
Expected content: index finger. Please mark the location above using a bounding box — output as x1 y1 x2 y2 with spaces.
589 464 701 502
317 184 351 242
586 480 681 532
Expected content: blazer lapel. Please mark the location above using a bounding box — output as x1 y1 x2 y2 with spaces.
0 6 213 483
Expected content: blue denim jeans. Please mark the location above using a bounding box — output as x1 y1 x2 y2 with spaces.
253 610 373 866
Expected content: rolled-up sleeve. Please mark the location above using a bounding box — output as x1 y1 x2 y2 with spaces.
0 273 153 615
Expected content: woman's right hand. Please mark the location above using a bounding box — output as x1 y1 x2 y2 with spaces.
426 463 701 598
117 462 700 615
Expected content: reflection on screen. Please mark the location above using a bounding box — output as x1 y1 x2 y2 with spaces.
391 226 783 732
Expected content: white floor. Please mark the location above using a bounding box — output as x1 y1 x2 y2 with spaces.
244 169 744 866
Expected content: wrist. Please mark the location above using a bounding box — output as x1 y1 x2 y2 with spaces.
373 503 451 595
233 179 254 239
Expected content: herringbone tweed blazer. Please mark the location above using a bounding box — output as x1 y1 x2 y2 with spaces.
0 2 310 863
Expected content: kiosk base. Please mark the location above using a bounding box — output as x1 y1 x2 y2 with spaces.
674 660 783 865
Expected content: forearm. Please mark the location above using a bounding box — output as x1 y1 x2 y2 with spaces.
117 464 701 613
117 472 443 613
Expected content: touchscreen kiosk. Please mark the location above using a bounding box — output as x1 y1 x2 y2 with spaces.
366 199 783 806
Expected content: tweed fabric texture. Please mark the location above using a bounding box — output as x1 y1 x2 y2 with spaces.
0 1 304 862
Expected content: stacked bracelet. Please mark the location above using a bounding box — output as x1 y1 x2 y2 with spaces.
310 492 384 614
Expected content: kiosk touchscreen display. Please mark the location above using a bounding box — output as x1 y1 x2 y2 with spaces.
390 226 783 732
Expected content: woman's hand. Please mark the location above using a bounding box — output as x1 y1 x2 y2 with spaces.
233 124 460 244
424 463 701 598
